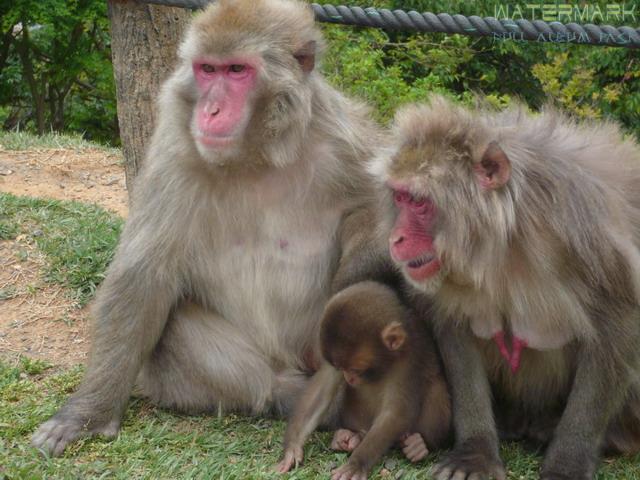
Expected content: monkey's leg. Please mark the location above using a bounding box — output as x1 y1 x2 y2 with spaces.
32 258 177 456
137 303 291 415
603 384 640 454
277 364 343 473
432 325 505 480
540 311 640 480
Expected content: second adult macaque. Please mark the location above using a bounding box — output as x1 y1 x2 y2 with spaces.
371 95 640 479
276 281 451 480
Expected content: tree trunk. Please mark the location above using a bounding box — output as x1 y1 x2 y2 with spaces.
17 24 46 135
107 0 191 195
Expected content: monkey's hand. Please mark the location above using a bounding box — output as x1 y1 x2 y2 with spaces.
539 442 596 480
331 461 368 480
400 432 429 463
274 446 303 473
32 411 120 457
331 429 363 452
432 437 505 480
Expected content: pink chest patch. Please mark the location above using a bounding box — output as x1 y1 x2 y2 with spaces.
493 331 528 374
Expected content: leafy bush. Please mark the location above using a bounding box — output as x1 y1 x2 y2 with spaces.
321 0 639 140
1 0 638 142
0 0 117 144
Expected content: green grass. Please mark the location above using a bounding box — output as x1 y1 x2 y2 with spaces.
1 358 639 480
0 129 118 152
0 192 123 305
0 181 638 478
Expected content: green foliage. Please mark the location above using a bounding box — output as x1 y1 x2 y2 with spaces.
19 356 52 376
321 1 639 139
0 0 638 142
0 193 123 304
0 0 117 144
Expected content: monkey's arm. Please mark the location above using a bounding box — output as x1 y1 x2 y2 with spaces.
31 200 182 456
541 311 640 479
432 324 506 480
331 205 399 294
276 363 343 473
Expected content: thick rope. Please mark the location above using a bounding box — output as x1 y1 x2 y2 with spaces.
140 0 640 48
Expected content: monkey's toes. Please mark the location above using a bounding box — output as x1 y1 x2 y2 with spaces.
32 418 85 456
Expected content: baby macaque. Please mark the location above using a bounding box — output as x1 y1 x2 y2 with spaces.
275 281 451 480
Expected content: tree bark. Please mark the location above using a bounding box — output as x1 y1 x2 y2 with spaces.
16 24 46 135
107 0 191 195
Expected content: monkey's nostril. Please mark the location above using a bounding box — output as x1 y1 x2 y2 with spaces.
392 235 404 245
210 107 220 117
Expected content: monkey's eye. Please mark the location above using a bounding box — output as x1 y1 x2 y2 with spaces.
229 64 245 73
410 197 433 215
201 64 216 73
411 197 429 210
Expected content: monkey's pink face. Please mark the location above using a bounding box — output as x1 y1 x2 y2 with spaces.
388 188 441 284
191 57 259 150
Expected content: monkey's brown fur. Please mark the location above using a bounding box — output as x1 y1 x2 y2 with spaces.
372 95 640 479
32 0 389 456
277 282 451 479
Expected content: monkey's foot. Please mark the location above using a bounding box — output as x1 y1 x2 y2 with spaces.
274 446 303 473
32 414 120 457
330 429 362 452
432 437 505 480
400 432 429 463
331 462 368 480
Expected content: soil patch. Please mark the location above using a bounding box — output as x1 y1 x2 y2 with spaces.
0 147 128 366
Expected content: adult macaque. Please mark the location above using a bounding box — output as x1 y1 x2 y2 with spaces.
276 281 451 480
32 0 387 456
371 95 640 479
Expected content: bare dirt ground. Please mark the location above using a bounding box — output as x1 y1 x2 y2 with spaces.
0 147 128 367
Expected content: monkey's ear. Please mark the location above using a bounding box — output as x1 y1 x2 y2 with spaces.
474 141 511 190
294 41 316 74
381 321 407 351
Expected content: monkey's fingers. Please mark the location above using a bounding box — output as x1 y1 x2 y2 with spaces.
401 433 429 463
433 464 506 480
274 447 304 473
331 429 361 452
331 463 368 480
432 447 505 480
32 415 120 457
346 433 362 451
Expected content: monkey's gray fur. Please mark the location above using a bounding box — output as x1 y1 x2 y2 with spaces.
372 95 640 479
